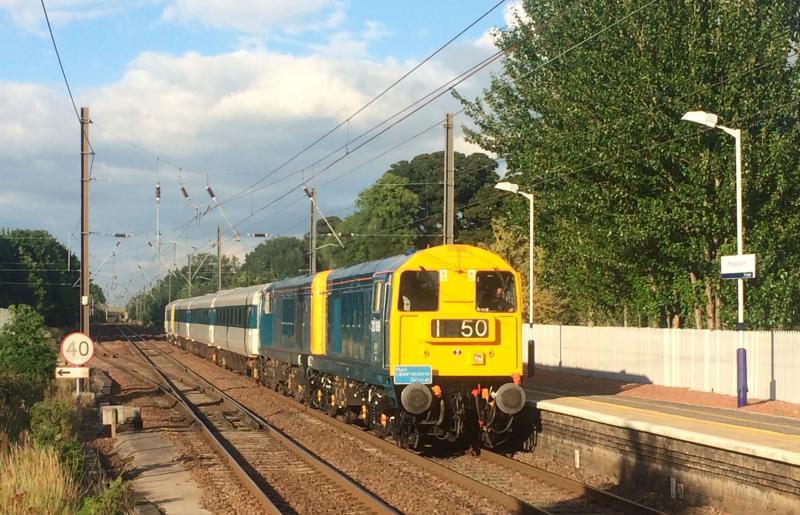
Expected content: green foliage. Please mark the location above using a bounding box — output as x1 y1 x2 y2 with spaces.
386 151 504 247
0 229 79 327
0 304 57 381
239 236 308 284
479 218 563 323
76 477 131 515
89 283 106 305
459 0 800 328
127 253 241 327
29 398 78 447
28 397 85 481
0 369 46 439
329 173 419 266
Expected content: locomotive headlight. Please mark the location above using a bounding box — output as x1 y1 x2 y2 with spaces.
472 352 485 364
400 383 432 415
494 383 527 415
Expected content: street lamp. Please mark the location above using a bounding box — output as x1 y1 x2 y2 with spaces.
682 110 747 406
495 181 534 328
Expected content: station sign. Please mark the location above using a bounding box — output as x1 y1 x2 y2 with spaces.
55 367 90 379
721 254 756 280
393 365 433 385
60 332 95 366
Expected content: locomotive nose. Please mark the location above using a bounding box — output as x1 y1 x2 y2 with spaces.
400 383 433 415
494 383 527 415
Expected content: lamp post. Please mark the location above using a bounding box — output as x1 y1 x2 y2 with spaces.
682 110 747 407
495 181 535 377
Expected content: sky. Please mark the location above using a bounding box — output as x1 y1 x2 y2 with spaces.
0 0 521 306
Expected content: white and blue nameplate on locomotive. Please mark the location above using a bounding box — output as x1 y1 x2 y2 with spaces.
393 365 433 385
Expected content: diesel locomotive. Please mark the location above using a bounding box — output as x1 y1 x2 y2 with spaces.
164 244 527 448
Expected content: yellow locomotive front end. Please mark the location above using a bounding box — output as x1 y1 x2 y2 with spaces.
386 244 527 448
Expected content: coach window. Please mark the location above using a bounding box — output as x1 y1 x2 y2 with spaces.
476 271 516 312
372 281 383 313
397 270 439 312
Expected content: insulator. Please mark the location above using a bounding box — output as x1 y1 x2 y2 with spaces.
180 186 189 199
206 185 216 199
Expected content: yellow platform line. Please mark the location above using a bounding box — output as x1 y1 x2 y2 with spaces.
562 395 800 443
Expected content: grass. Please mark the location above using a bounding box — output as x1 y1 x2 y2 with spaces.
0 442 80 514
77 476 132 515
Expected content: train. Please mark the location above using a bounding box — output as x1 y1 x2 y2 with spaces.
164 244 527 448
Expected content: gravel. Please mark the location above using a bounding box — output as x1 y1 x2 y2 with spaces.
148 338 511 515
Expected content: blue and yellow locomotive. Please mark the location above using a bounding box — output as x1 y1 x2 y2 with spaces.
165 244 526 448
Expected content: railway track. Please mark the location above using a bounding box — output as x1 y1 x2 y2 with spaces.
116 326 664 514
113 325 396 515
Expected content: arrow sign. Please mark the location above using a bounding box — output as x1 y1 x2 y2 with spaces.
55 367 90 379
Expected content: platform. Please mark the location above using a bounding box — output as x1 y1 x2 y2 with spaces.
523 382 800 514
115 430 211 515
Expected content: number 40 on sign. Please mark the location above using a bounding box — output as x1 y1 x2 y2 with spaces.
60 332 94 366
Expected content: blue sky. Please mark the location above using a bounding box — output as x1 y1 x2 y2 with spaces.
0 1 506 86
0 0 517 305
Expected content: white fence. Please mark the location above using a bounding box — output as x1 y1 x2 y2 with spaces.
523 324 800 404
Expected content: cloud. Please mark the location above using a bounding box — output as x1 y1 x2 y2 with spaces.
361 20 389 41
0 0 130 34
0 81 74 158
475 0 528 50
161 0 342 35
1 26 501 299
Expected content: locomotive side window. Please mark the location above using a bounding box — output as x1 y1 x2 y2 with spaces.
476 271 516 312
371 281 383 313
397 271 439 312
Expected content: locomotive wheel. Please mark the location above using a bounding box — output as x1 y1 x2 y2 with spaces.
394 413 419 449
325 395 337 417
293 385 306 404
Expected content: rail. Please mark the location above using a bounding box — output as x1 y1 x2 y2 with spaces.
116 325 396 514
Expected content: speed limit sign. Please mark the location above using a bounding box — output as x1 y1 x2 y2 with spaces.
61 332 94 366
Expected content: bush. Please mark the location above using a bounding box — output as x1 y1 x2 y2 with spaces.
28 397 87 479
29 398 77 447
0 304 56 382
0 369 46 440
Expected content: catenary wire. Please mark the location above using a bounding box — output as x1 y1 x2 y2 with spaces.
222 0 509 207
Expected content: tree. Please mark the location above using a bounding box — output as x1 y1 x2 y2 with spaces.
0 304 56 381
329 173 419 266
89 283 106 305
459 0 800 328
0 238 28 308
479 218 563 324
238 237 307 284
387 152 503 247
0 230 77 327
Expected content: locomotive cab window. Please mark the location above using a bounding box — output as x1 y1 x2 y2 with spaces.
398 270 439 312
476 271 516 312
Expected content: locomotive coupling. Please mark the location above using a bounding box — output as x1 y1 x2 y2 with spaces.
400 383 433 415
494 383 527 415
